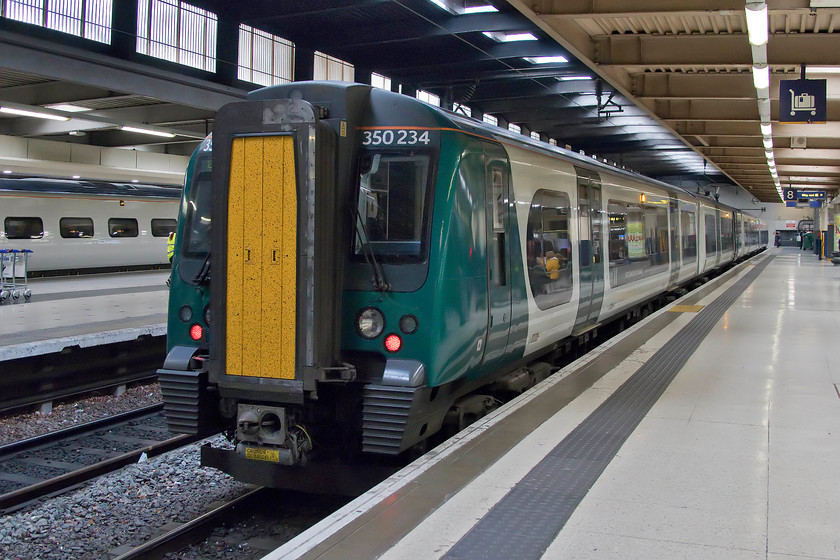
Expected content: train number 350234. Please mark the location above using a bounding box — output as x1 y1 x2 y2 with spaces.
361 129 431 146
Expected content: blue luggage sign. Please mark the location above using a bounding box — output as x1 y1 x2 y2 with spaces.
780 79 826 123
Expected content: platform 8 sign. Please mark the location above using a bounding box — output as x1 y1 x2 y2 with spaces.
780 79 826 123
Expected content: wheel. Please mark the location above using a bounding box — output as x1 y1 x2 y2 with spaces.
11 290 19 300
23 289 31 300
0 290 8 302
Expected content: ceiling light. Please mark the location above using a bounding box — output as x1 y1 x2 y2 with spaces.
484 31 537 42
44 103 92 113
753 65 770 89
463 4 498 13
3 170 11 174
120 126 176 138
558 75 592 81
0 106 69 121
760 123 772 136
805 66 840 74
68 130 85 136
524 56 568 64
72 175 80 179
763 137 773 149
745 3 769 46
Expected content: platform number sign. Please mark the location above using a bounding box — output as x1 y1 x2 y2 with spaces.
784 188 797 202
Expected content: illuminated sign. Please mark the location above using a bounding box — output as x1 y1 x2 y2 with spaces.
798 190 826 199
779 79 826 123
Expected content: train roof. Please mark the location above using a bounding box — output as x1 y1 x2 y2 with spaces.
248 82 762 222
0 176 182 199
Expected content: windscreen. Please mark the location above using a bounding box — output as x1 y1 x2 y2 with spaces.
182 155 212 259
354 151 431 262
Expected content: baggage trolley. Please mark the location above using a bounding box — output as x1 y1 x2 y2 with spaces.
0 249 33 303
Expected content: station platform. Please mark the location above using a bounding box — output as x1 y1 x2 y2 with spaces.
267 246 840 560
0 270 169 361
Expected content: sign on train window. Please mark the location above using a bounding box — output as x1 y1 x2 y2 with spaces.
151 218 177 237
4 217 43 239
60 217 94 238
108 218 139 238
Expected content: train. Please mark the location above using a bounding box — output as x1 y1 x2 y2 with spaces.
158 81 766 493
0 177 181 274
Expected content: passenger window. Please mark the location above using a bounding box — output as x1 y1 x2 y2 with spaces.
151 218 177 237
526 189 572 309
606 199 668 287
109 218 139 238
680 204 697 264
60 217 94 238
705 213 718 254
4 217 44 239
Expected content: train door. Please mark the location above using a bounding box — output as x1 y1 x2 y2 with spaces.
481 143 512 366
573 167 604 335
668 197 680 287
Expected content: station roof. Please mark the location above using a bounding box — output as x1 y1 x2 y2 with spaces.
0 0 837 203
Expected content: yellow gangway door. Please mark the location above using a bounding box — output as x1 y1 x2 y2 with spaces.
226 135 297 379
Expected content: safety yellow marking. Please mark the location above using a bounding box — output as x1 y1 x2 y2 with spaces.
227 138 245 377
227 135 297 379
669 305 704 313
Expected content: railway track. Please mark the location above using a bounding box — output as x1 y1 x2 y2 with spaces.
0 404 201 512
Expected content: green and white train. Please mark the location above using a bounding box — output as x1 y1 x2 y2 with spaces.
158 82 766 492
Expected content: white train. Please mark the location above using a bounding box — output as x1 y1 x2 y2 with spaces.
0 177 181 273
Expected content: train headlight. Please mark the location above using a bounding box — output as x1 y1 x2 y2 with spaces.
203 305 211 326
399 315 418 334
356 307 385 339
178 305 193 322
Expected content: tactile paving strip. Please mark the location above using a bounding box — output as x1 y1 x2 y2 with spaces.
444 255 775 560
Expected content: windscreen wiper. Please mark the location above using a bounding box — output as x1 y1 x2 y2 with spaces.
193 251 211 284
350 208 390 292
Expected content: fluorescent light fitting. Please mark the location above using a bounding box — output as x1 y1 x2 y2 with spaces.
558 75 592 81
3 170 11 174
484 31 537 42
524 56 568 64
753 65 770 89
0 106 69 121
120 126 176 138
760 122 772 136
463 4 498 13
72 175 81 179
763 137 773 149
44 103 92 113
745 3 769 46
806 66 840 74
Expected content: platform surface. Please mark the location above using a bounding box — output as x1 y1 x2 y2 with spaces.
266 246 840 560
0 270 169 360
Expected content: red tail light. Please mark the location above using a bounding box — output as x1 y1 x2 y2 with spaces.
384 333 402 352
190 324 203 341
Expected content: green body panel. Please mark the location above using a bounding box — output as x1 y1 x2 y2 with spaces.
166 145 209 354
341 130 529 387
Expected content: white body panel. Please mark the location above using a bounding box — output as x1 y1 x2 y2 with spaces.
501 140 759 360
0 191 178 272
